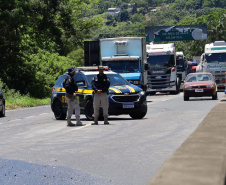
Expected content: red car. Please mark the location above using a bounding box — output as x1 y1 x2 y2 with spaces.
183 72 217 101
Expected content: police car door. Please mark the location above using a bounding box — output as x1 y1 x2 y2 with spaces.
74 74 86 107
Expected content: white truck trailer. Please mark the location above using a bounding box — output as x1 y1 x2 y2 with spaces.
146 43 180 95
100 37 148 91
196 41 226 91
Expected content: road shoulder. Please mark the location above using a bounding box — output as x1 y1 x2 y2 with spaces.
148 95 226 185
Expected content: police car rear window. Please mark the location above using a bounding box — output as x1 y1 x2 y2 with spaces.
55 76 65 86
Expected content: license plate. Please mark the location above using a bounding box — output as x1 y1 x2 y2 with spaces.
123 103 134 108
195 89 203 92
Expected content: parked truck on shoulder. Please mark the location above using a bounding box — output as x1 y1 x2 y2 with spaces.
146 43 180 95
196 41 226 91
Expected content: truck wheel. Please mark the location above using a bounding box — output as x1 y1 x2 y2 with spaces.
184 96 189 101
85 99 94 120
0 103 5 117
170 78 180 95
129 104 147 119
53 100 66 120
176 78 181 94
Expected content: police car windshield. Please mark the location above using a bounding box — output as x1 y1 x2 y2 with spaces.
86 74 129 86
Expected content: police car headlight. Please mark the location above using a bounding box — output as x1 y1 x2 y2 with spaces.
139 91 145 96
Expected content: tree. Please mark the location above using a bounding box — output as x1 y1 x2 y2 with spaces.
0 0 103 97
120 10 130 22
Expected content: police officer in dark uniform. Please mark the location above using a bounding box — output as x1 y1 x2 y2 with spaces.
91 65 110 125
63 67 85 127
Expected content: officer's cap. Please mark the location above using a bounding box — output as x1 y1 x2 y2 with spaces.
68 67 76 74
98 65 104 70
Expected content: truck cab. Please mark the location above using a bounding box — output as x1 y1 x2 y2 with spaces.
146 43 180 95
100 37 148 91
197 41 226 91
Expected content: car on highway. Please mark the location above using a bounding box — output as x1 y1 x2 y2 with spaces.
51 66 147 120
183 72 217 101
0 86 5 117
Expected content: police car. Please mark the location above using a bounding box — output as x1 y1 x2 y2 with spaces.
51 66 147 120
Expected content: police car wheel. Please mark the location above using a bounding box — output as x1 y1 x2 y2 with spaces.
85 99 94 120
129 105 147 119
53 100 66 120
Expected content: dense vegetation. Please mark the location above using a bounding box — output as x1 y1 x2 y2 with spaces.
0 0 226 100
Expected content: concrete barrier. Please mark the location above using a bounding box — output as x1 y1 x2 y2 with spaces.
148 95 226 185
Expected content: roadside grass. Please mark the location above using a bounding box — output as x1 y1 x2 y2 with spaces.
5 90 50 110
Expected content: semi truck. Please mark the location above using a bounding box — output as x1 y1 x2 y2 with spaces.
196 41 226 91
176 51 187 90
146 43 180 95
84 41 100 66
99 37 148 91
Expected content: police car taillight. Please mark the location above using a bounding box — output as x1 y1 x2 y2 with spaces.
51 87 54 92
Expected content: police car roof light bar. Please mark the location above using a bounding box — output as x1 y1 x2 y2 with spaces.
77 66 109 72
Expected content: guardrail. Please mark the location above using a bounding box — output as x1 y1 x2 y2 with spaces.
148 95 226 185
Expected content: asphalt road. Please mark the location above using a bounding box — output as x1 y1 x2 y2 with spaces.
0 92 224 185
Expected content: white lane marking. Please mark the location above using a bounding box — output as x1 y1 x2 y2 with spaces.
39 113 49 116
75 124 91 130
6 105 50 112
6 113 51 123
25 116 35 119
9 119 21 122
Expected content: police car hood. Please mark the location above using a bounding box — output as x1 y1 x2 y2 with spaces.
109 84 142 94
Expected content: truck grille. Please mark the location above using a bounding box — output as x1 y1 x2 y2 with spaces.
210 70 226 84
147 74 171 89
112 95 139 102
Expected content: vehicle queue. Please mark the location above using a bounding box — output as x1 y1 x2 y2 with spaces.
50 64 222 126
50 40 226 125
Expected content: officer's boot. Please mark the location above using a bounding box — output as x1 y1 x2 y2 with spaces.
104 116 109 125
91 117 98 125
75 116 86 126
67 117 75 127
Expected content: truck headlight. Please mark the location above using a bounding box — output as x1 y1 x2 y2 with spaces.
139 91 145 96
133 80 140 85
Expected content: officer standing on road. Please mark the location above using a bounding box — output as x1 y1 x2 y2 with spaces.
91 65 110 125
63 67 85 127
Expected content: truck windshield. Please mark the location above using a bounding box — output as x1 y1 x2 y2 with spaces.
147 55 175 68
205 53 226 63
102 60 140 73
86 74 129 86
176 59 185 71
